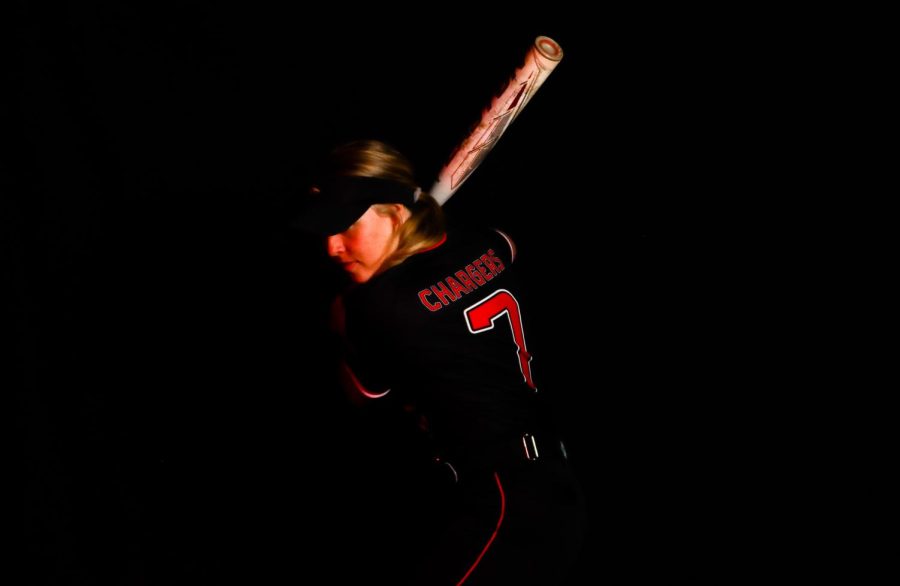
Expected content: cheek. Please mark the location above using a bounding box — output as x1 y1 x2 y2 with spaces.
340 233 370 262
361 225 393 258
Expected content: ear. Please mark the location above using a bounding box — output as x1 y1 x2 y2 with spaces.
391 204 411 227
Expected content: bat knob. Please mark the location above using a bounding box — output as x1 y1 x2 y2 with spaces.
535 36 563 61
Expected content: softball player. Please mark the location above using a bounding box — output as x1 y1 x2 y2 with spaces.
298 140 585 585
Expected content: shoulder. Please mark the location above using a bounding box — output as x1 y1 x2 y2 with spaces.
446 226 516 264
491 228 517 262
343 277 398 314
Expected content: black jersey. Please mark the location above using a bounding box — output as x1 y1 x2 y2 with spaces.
340 227 546 462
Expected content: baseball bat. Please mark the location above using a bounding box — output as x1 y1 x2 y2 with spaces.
430 35 564 205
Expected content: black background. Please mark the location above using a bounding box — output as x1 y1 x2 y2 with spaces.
10 3 745 584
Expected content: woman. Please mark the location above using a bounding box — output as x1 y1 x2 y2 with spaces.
298 140 585 585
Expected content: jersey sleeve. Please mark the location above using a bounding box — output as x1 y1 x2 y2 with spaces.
331 295 392 401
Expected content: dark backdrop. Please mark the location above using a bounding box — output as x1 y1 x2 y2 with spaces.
10 3 733 584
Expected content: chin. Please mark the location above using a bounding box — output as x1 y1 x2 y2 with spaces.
349 271 371 284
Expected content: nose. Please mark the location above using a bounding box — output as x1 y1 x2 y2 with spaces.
326 234 344 257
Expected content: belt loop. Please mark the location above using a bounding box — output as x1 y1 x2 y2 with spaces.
522 433 540 460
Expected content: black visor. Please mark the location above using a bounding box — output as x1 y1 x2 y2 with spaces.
294 176 418 236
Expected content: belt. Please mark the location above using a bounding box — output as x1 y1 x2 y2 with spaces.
485 432 568 465
436 433 569 482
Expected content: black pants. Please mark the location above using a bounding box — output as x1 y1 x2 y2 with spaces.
408 456 587 585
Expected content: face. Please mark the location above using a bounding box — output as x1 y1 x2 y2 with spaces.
326 206 401 283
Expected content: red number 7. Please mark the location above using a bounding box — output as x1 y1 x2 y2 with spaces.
464 289 536 390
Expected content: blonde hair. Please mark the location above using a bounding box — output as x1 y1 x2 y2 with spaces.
326 140 445 270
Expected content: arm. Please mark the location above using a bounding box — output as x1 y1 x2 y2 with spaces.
330 296 391 407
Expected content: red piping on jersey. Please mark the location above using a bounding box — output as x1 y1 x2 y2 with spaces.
455 472 506 585
342 360 391 399
417 233 447 254
494 229 516 262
